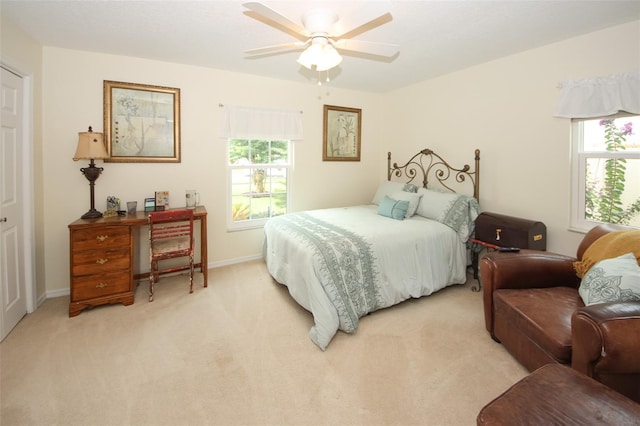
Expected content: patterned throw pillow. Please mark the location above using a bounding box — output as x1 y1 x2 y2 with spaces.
578 252 640 306
402 183 419 193
573 229 640 278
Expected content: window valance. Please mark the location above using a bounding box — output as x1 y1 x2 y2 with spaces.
553 70 640 119
219 104 304 141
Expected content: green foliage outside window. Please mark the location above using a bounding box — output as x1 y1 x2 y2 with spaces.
229 139 289 223
228 139 288 165
585 120 640 225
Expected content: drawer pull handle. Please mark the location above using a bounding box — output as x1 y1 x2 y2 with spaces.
96 235 109 242
96 283 108 289
96 258 108 265
495 228 502 241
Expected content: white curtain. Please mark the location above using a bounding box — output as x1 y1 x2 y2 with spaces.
553 70 640 118
219 104 304 141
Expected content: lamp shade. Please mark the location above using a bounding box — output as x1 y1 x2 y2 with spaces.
297 43 323 69
316 45 342 71
73 129 108 160
297 39 342 72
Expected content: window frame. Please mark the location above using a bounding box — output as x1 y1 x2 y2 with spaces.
226 139 292 232
570 113 640 232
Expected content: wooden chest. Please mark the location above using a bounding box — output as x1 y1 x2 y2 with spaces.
69 223 134 317
475 212 546 250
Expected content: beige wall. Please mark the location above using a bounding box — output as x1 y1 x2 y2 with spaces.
0 13 45 301
41 47 386 295
3 12 640 298
384 19 640 256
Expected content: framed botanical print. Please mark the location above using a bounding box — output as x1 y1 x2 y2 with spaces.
103 80 181 163
323 105 361 161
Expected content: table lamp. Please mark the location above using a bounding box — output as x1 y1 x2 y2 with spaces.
73 126 109 219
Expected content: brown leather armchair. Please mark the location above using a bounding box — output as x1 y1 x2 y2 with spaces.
480 224 640 402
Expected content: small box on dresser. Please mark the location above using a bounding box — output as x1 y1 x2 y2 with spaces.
68 220 134 317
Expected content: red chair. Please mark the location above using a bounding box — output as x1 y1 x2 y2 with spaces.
148 209 194 302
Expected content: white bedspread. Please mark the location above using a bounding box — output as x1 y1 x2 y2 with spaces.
263 205 467 350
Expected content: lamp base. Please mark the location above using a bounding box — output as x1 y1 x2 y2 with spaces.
81 208 103 219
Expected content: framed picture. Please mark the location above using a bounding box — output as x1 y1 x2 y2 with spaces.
323 105 362 161
155 191 170 210
144 197 156 212
103 80 181 163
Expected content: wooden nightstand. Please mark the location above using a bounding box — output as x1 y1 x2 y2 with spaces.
68 222 134 317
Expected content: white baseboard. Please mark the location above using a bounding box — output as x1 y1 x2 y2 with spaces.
37 291 50 306
209 254 263 268
45 288 69 299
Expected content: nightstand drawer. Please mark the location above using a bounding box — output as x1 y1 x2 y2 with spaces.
71 226 130 251
71 270 131 301
71 247 131 276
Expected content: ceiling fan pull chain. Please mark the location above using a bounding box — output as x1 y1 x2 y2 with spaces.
316 70 331 86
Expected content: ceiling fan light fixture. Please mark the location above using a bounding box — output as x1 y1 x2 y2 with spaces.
316 44 342 71
297 42 322 69
297 40 342 71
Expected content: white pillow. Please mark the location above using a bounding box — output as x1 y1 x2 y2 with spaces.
578 252 640 306
391 191 423 218
371 181 406 205
415 188 461 220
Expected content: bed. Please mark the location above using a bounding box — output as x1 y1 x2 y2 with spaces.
263 148 481 350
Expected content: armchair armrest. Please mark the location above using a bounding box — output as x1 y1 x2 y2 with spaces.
480 250 579 291
480 250 579 336
572 302 640 402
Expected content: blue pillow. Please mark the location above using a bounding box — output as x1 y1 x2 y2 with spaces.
378 195 409 220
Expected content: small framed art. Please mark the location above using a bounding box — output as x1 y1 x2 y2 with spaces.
103 80 181 163
323 105 362 162
155 191 170 210
144 197 156 212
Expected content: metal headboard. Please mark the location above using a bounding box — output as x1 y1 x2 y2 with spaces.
387 148 481 199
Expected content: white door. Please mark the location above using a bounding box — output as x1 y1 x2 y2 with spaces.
1 66 27 341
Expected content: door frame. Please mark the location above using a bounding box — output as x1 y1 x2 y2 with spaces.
2 60 37 314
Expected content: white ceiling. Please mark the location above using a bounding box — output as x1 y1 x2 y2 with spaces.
3 1 640 92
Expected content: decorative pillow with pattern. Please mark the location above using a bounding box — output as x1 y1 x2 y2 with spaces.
416 188 480 242
578 252 640 306
402 183 419 193
573 229 640 278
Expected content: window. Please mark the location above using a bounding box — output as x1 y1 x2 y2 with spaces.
571 114 640 231
227 139 290 231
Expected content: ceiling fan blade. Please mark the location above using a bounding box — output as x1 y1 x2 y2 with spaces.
333 39 399 57
331 2 393 40
245 41 307 56
243 2 310 37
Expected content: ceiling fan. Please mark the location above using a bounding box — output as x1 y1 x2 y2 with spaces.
242 2 399 73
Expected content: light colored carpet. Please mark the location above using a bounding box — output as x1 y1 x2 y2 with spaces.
1 260 527 426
